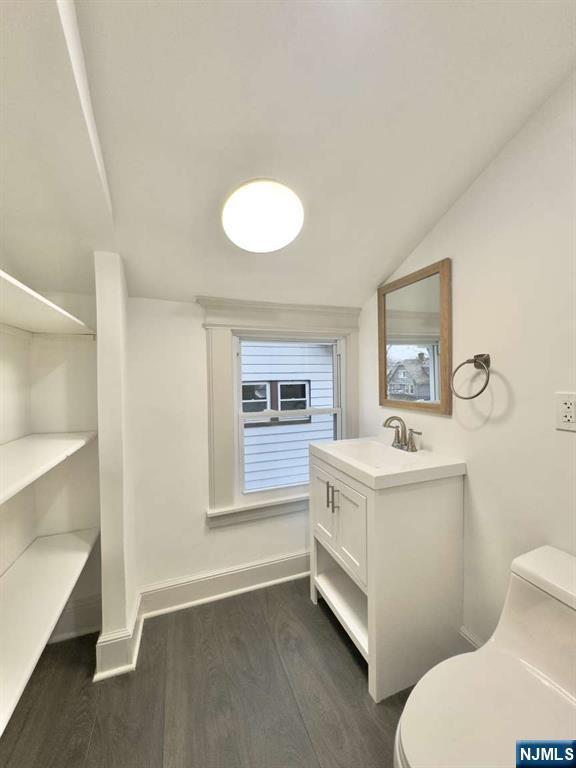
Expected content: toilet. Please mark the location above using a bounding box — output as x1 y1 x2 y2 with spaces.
394 545 576 768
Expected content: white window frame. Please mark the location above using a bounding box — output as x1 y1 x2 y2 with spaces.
198 296 359 521
240 381 271 420
278 380 310 412
236 336 343 497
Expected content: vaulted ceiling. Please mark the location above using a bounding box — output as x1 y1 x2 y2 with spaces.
1 1 575 305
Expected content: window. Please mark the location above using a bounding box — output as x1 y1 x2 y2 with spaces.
242 382 270 412
279 381 309 411
243 380 311 427
199 295 358 519
240 340 340 493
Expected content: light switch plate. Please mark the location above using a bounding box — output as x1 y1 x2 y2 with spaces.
555 392 576 432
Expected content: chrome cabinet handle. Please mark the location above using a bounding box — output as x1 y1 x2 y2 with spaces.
330 487 340 513
325 481 331 508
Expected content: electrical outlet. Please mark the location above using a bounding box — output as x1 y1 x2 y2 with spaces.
555 392 576 432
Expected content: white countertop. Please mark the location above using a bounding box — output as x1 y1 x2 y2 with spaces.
310 438 466 489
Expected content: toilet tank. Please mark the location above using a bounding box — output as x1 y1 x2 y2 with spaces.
488 546 576 697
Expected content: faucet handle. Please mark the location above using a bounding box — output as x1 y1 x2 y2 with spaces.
385 424 402 448
407 429 422 452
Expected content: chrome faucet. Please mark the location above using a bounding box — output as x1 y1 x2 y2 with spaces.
383 416 422 452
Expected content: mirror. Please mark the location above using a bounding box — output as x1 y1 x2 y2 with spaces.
378 258 452 415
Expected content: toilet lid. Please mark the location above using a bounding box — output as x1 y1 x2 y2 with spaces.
400 649 576 768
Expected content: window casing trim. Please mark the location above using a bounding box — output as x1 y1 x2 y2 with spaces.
201 300 359 520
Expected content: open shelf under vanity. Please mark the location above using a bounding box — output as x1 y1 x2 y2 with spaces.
314 540 368 660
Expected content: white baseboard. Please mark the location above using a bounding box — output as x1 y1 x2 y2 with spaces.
49 594 102 644
93 551 309 681
140 550 310 618
459 625 484 649
94 599 143 683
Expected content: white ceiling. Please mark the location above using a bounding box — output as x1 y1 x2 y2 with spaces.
0 1 113 291
2 1 575 306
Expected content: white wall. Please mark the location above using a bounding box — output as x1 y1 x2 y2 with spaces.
126 298 309 590
358 75 576 643
0 326 33 578
30 334 98 432
0 326 30 444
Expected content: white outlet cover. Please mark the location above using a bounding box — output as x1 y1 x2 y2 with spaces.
555 392 576 432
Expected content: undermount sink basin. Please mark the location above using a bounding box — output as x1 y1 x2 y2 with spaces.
310 438 466 489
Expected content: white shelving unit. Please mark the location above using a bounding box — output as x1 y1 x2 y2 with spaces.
0 528 99 734
0 268 100 736
0 269 93 334
314 569 368 660
0 432 97 505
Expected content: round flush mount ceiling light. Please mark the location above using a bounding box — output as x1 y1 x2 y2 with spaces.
222 179 304 253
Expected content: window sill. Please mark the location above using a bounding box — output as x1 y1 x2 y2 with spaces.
206 493 309 525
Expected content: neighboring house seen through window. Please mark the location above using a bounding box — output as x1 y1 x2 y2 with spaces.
386 343 440 402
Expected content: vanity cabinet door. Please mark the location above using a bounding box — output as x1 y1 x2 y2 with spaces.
334 479 367 584
310 464 337 549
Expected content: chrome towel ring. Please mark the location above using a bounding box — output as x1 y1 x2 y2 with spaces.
451 354 491 400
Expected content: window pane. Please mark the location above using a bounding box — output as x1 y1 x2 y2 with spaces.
243 413 337 492
240 340 337 492
242 383 268 402
243 401 268 412
280 383 307 400
280 399 307 411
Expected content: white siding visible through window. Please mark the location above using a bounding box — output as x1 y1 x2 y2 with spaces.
240 340 338 492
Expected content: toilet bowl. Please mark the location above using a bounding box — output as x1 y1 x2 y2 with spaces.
394 545 576 768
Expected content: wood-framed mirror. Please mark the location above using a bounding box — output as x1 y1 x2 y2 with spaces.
378 258 452 415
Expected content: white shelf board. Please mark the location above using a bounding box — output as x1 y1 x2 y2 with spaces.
0 528 99 735
315 570 368 660
0 432 97 505
0 269 94 334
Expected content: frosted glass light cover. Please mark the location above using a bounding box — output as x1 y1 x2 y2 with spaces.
222 180 304 253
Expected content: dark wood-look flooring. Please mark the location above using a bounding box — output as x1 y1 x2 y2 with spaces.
0 578 409 768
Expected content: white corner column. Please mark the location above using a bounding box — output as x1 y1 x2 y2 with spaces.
93 251 141 680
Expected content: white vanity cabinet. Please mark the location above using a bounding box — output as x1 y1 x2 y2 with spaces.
310 464 367 586
309 438 467 703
